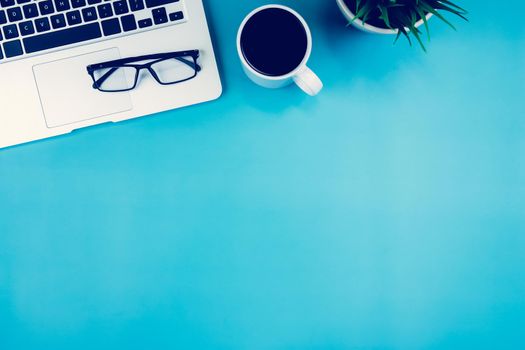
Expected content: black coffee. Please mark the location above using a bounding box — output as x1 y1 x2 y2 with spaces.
240 8 308 77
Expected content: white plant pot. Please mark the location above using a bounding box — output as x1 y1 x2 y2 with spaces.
336 0 432 34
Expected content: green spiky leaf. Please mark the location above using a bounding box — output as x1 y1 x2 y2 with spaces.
346 0 468 51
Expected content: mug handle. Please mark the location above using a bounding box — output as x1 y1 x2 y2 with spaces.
293 66 323 96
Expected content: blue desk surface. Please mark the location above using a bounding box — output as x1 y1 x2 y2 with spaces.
1 0 524 348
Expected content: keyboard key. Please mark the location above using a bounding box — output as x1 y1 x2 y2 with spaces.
7 7 23 22
0 30 2 40
71 0 85 8
128 0 143 12
66 9 81 25
87 0 101 4
23 22 101 53
137 18 151 28
0 0 15 8
22 3 37 19
81 6 97 21
97 3 112 18
39 1 55 15
152 7 167 25
3 39 23 57
17 0 30 3
18 20 34 35
101 17 120 36
54 0 70 12
0 47 3 60
113 0 127 15
3 24 18 39
0 10 6 25
50 13 66 28
82 7 98 22
120 13 136 32
169 11 182 21
35 17 51 32
145 0 177 8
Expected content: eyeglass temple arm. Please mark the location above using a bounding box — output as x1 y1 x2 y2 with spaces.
89 50 200 69
173 56 202 71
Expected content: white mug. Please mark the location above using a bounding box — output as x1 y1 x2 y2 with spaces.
236 4 323 96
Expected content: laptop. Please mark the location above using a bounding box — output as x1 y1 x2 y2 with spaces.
0 0 222 149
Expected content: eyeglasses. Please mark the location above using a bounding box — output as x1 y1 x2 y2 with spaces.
86 50 201 92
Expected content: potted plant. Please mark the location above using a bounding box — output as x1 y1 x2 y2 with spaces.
336 0 468 51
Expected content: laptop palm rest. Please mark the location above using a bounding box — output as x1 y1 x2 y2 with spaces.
32 48 133 129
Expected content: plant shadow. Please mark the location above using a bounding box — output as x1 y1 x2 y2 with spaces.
304 0 427 89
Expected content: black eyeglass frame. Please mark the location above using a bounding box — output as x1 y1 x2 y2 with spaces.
86 50 202 92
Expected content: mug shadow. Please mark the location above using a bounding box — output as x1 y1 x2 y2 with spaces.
238 75 311 116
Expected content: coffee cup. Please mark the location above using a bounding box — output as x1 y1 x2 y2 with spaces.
237 5 323 96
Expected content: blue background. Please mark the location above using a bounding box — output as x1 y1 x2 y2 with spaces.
1 0 524 348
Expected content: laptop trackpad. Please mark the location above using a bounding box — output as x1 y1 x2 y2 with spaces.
33 48 133 128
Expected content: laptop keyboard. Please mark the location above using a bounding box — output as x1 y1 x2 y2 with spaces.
0 0 185 62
